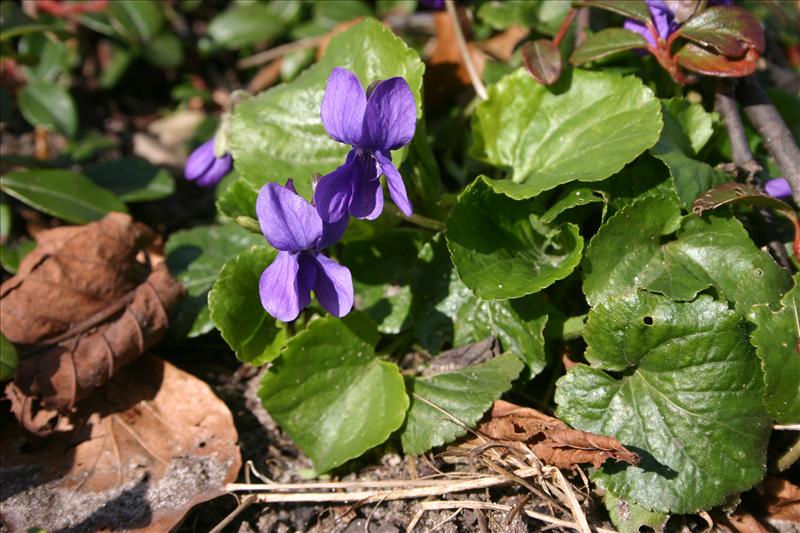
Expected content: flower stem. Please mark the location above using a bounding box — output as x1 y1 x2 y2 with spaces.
552 9 577 48
444 0 487 100
384 204 446 232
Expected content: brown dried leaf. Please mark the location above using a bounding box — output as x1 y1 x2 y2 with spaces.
762 477 800 523
0 213 183 420
713 509 772 533
0 355 241 532
477 400 639 469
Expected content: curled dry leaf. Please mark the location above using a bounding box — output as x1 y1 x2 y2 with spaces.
762 477 800 524
0 355 241 533
476 399 639 469
0 213 183 428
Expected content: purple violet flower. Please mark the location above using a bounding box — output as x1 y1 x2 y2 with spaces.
257 180 353 322
623 0 679 47
184 136 232 187
624 0 733 48
314 67 416 223
764 178 792 199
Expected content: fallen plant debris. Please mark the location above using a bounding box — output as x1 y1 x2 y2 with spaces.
473 400 640 470
0 355 241 532
1 213 183 431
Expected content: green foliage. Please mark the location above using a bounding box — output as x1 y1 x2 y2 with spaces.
401 353 523 454
0 333 18 382
260 315 408 473
228 18 425 199
604 492 668 533
471 68 662 199
446 176 583 300
17 81 78 136
0 169 127 223
209 246 287 365
86 158 174 203
167 224 264 338
206 1 299 50
571 28 650 64
650 99 730 208
411 235 548 378
583 195 790 313
556 292 770 513
750 275 800 423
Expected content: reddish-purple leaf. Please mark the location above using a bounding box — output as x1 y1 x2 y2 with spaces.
679 5 765 58
692 182 800 261
570 28 649 64
675 42 759 77
522 39 563 86
572 0 650 23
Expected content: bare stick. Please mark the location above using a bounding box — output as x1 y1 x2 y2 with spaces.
737 75 800 206
208 494 256 533
227 473 487 493
774 424 800 431
238 35 324 69
444 0 487 100
549 467 591 533
238 467 541 503
715 83 792 271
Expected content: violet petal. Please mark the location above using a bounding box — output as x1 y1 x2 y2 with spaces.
319 216 349 249
184 138 216 181
259 251 315 322
348 155 383 220
361 77 416 151
376 151 412 216
195 153 232 187
321 67 367 146
314 151 357 224
312 254 353 318
257 182 323 252
623 19 656 47
646 0 677 40
764 178 792 199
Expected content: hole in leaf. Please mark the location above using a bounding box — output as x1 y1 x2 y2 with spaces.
642 316 654 326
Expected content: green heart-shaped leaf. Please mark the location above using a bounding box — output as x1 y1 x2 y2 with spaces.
447 176 583 300
401 353 523 455
556 292 770 513
471 68 662 199
260 315 408 473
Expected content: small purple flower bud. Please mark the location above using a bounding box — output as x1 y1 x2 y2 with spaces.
184 136 232 187
764 178 792 199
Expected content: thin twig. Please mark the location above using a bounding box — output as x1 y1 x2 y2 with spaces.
549 467 591 533
444 0 487 100
384 203 446 232
774 424 800 431
208 494 256 533
227 472 487 493
237 35 324 69
737 75 800 206
233 467 540 503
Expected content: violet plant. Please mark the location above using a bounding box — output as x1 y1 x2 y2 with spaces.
184 136 233 187
186 10 798 528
